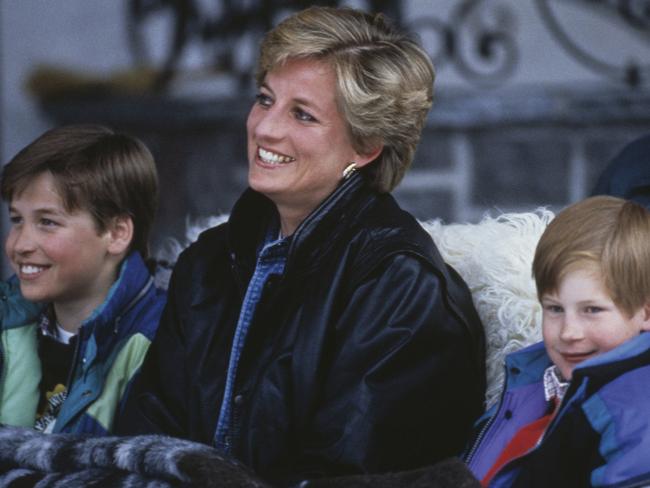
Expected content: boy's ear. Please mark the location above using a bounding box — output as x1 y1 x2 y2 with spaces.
106 215 134 256
638 302 650 332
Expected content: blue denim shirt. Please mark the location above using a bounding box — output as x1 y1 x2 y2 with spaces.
213 228 290 452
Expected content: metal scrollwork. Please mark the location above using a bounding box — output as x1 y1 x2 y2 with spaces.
535 0 650 86
128 0 347 90
127 0 650 91
127 0 520 90
407 0 519 86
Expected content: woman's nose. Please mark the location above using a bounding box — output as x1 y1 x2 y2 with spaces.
251 106 285 141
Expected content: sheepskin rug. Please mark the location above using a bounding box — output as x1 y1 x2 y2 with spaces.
423 209 553 406
155 209 553 408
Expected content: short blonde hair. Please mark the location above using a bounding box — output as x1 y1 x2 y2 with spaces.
533 196 650 316
256 6 434 193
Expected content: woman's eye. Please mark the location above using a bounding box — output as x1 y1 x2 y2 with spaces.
9 215 22 225
255 93 273 108
294 108 317 122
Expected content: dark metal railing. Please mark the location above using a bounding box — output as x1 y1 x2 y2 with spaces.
126 0 650 90
535 0 650 86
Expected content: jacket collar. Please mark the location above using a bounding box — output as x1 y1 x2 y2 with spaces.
79 251 153 345
506 332 650 393
505 342 553 390
227 173 370 276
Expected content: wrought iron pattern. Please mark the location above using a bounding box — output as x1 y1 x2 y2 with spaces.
127 0 650 90
535 0 650 86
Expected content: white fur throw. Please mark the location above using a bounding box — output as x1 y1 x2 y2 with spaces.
155 209 553 408
423 209 554 406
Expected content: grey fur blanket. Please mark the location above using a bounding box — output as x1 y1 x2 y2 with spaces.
0 426 479 487
0 426 267 487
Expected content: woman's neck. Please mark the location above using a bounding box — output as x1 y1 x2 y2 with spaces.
277 205 309 237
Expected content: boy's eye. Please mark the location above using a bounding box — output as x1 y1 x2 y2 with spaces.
544 304 563 314
584 306 604 314
293 108 317 123
255 93 273 108
40 218 58 227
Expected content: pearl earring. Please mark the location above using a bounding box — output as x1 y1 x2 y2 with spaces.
342 162 357 179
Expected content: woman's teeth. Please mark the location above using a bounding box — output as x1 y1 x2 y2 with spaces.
259 148 295 164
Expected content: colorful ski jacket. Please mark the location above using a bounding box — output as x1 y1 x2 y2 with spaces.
466 334 650 487
0 252 166 434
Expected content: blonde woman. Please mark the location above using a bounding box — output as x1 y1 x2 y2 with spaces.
120 6 485 485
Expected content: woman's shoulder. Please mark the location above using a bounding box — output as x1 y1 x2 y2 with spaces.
173 219 230 264
351 192 441 261
155 220 231 294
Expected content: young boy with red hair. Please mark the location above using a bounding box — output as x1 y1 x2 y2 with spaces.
466 195 650 487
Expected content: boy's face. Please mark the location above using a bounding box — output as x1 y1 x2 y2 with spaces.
5 172 119 319
541 267 650 380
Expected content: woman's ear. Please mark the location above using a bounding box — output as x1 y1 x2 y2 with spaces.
354 143 384 169
106 215 134 256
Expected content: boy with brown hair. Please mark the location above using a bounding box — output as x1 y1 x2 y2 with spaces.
0 124 166 434
466 195 650 487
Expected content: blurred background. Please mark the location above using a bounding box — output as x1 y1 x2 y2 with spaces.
1 0 650 276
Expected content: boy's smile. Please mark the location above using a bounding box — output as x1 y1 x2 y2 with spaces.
5 171 120 332
541 267 650 380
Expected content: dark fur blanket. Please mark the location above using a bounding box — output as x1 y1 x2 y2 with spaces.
0 426 479 487
0 426 267 487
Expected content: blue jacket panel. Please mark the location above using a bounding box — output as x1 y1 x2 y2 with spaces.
0 276 42 329
466 333 650 488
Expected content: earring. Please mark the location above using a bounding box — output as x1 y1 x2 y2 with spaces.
342 162 357 179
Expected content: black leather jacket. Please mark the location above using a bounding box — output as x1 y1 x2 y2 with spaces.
118 174 486 486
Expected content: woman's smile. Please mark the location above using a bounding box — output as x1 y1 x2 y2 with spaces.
257 147 295 165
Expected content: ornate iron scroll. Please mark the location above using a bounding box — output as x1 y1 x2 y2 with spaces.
127 0 650 90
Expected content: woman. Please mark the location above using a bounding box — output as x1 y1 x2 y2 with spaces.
119 6 485 486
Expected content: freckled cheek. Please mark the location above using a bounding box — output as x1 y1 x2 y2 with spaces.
597 329 635 351
541 319 555 342
543 324 566 355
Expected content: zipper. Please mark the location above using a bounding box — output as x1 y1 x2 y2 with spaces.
65 327 84 391
64 274 154 389
464 361 516 467
464 408 497 466
464 383 509 467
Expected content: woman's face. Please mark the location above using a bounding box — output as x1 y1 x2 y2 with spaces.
247 57 371 227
